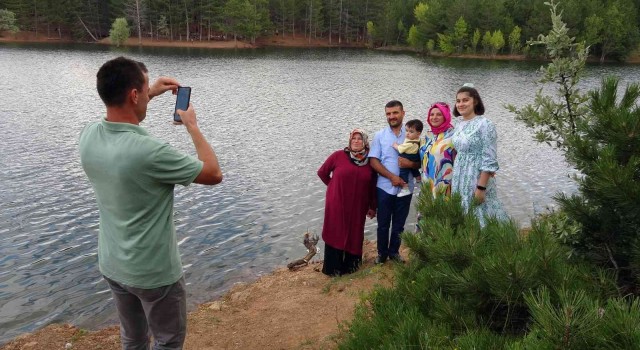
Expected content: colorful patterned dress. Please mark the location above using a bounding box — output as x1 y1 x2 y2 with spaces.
419 128 456 197
451 116 508 226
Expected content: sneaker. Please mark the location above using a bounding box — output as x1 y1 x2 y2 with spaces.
397 187 412 197
374 256 387 265
389 255 405 264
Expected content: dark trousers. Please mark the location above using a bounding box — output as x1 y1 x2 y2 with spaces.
398 153 421 183
322 243 362 276
376 187 412 258
104 276 187 350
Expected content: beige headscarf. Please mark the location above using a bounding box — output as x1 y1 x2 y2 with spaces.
344 128 370 166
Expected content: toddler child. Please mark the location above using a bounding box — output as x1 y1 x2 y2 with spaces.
393 119 423 197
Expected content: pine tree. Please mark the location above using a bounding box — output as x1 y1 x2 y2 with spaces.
507 0 640 294
556 77 640 293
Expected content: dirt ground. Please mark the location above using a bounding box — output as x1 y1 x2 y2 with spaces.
0 241 404 350
0 30 364 50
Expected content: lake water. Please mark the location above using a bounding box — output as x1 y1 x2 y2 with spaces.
1 43 639 343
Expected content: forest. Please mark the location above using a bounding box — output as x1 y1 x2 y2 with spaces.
1 0 640 61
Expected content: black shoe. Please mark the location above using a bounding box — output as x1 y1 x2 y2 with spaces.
374 256 387 265
389 255 405 264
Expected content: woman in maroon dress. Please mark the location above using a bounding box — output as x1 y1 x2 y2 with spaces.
318 129 377 276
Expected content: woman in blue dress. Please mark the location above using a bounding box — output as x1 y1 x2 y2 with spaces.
451 84 508 226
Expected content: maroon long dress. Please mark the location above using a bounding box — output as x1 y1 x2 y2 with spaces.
317 150 377 257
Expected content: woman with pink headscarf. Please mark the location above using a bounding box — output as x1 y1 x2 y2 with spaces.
318 129 377 276
419 102 457 197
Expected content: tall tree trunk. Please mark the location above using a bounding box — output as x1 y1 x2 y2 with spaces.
34 0 38 38
78 15 99 41
364 0 368 42
169 1 174 41
338 0 342 44
183 0 190 40
345 9 349 43
328 0 331 45
308 0 312 43
291 0 295 38
135 0 142 44
253 0 257 44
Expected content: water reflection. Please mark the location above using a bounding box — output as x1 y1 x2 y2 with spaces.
1 43 639 343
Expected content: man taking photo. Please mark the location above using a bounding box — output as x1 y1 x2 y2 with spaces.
79 56 222 350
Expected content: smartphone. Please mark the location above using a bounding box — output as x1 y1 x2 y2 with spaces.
173 86 191 122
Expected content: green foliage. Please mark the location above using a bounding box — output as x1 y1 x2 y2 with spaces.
405 2 429 50
3 0 640 57
366 21 375 47
506 0 589 150
426 38 434 53
481 30 492 55
109 17 129 46
223 0 270 43
157 15 169 38
536 210 582 258
470 28 480 53
508 0 640 296
339 191 637 349
583 0 640 62
582 14 603 48
436 32 454 54
509 25 521 54
451 16 468 53
406 24 420 49
396 19 406 44
490 29 505 56
413 1 428 23
523 287 604 349
520 288 640 348
556 77 640 293
0 8 19 33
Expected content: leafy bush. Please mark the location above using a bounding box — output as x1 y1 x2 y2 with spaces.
109 17 130 47
0 9 19 34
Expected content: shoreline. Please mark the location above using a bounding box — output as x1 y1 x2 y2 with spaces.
4 31 639 63
0 240 402 350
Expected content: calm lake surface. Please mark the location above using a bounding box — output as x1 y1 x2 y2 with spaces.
1 43 639 343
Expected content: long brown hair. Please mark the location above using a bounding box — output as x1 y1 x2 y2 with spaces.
453 86 485 117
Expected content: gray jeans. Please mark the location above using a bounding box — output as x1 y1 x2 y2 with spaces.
104 276 187 350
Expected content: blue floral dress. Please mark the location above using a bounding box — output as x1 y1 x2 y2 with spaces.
451 116 508 226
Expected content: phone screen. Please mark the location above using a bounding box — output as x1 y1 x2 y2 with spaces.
173 86 191 122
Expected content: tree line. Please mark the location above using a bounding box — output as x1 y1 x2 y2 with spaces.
1 0 639 61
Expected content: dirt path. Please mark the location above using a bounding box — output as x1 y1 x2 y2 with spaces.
1 241 401 350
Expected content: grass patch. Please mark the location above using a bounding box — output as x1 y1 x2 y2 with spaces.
69 328 89 343
321 265 383 294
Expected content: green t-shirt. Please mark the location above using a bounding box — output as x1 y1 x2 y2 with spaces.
79 119 203 289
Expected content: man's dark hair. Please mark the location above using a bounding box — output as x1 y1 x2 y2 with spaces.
405 119 423 133
453 86 485 116
385 100 404 109
97 56 148 107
